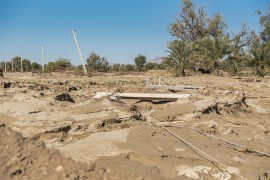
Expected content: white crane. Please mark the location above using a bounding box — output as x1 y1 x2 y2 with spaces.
71 29 87 75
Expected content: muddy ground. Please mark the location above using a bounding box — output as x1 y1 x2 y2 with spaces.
0 72 270 180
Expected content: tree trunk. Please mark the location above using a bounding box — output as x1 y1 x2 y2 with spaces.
0 68 3 78
180 66 186 76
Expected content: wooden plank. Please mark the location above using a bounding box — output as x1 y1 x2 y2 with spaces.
93 92 191 101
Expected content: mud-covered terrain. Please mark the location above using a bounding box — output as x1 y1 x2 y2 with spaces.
0 72 270 180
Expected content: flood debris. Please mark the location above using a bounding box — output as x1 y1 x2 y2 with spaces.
93 92 191 101
132 113 145 121
45 126 71 133
147 85 200 91
2 82 11 89
1 72 270 179
194 91 249 116
28 110 42 114
55 93 75 103
146 76 200 91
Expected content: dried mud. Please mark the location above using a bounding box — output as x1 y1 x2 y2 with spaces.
0 72 270 180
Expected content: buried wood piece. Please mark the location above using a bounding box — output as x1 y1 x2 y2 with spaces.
93 92 191 101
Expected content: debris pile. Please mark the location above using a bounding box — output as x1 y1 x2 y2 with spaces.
55 93 75 103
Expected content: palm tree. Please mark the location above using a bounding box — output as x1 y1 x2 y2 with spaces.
195 34 233 73
246 5 270 77
164 40 192 76
248 41 270 77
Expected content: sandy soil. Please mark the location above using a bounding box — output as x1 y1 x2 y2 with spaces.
0 72 270 180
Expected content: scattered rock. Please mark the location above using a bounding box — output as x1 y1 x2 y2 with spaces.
89 81 96 85
11 169 22 177
208 120 217 128
55 93 75 103
68 86 77 92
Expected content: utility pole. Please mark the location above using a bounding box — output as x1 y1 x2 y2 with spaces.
71 29 87 75
5 61 6 72
21 55 23 73
41 45 44 72
11 58 13 72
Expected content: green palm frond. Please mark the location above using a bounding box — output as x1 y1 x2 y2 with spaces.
164 40 193 76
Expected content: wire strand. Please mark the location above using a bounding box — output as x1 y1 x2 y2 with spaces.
151 121 247 180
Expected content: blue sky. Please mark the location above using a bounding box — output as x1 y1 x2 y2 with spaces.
0 0 268 65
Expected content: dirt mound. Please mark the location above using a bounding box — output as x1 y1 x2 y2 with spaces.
0 125 138 180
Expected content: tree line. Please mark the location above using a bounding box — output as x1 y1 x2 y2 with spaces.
164 0 270 77
1 0 269 77
0 56 41 72
0 53 165 74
